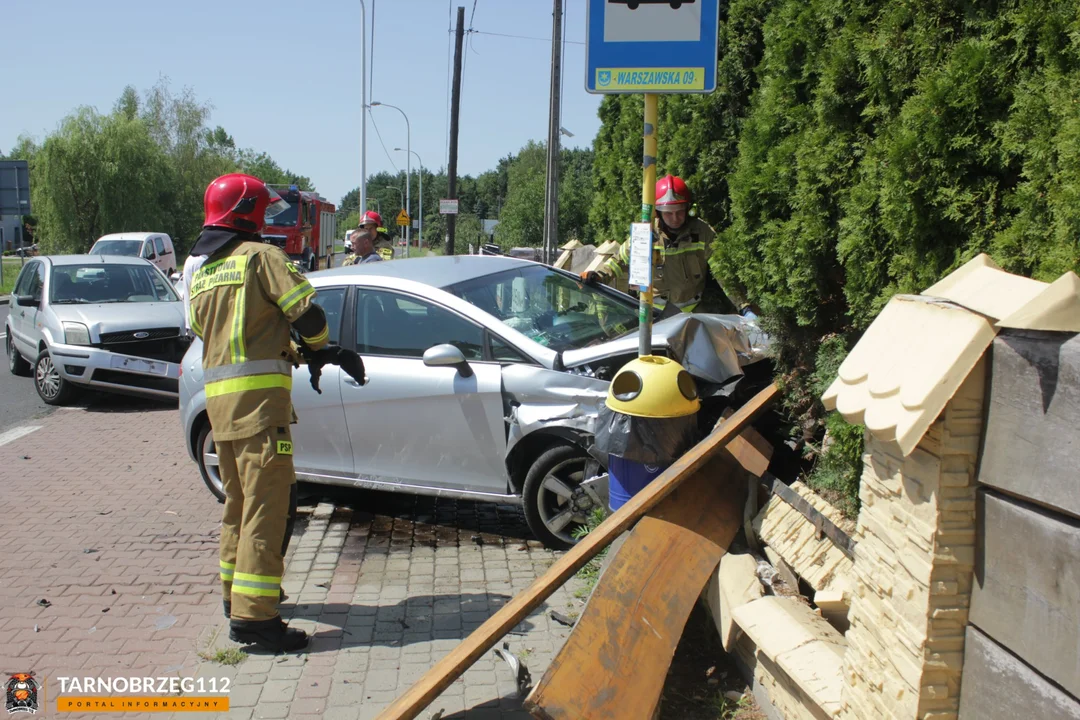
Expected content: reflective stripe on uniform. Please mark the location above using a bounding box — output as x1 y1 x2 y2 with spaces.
229 286 247 363
662 242 706 256
204 359 293 382
654 295 701 312
205 373 292 398
302 325 329 347
277 281 315 314
231 571 282 597
220 561 235 582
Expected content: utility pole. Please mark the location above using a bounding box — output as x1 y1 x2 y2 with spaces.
542 0 563 265
446 6 465 256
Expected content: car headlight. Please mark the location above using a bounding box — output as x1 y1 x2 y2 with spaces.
63 322 91 345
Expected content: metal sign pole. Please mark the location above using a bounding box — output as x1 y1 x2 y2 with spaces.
638 93 658 358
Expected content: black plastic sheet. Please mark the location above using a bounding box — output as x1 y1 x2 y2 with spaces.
593 404 701 466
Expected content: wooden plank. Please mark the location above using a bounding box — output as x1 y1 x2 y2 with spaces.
959 624 1080 719
375 382 779 720
970 489 1080 699
524 453 746 719
980 331 1080 518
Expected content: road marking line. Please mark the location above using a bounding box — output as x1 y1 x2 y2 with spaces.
0 425 42 448
0 333 7 340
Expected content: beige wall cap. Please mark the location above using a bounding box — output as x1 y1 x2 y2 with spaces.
922 253 1047 320
823 296 995 455
997 271 1080 332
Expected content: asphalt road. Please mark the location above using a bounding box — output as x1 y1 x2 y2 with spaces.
0 301 61 435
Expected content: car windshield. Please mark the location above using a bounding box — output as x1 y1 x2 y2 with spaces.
90 240 143 256
50 264 180 304
265 201 299 227
446 265 640 352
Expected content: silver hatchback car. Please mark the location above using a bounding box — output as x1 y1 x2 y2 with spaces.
5 255 189 404
179 256 765 549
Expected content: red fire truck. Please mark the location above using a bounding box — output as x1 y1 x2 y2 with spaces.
261 185 337 272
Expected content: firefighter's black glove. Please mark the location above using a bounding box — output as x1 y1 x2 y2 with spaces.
307 345 368 391
328 345 367 387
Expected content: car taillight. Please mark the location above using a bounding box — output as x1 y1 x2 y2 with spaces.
178 366 183 378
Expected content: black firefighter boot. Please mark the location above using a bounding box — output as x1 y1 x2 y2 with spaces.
229 617 309 652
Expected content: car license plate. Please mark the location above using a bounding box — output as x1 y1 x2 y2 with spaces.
111 356 168 376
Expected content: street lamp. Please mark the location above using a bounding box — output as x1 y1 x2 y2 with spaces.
395 147 423 248
369 101 411 249
359 1 368 229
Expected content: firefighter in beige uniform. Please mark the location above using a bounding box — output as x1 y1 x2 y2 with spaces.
583 175 738 315
189 173 365 652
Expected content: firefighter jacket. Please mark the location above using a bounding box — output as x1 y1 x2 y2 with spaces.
374 233 394 261
189 239 330 442
598 216 715 312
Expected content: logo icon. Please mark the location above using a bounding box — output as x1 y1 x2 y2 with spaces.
5 673 39 714
598 70 612 87
133 331 150 339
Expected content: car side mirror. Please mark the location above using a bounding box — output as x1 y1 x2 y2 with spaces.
423 343 474 378
170 273 181 283
15 294 39 308
147 252 157 260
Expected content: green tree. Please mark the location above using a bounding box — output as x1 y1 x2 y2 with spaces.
494 141 547 248
32 107 172 252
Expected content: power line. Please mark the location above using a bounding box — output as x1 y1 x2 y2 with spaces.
369 113 399 173
470 29 584 45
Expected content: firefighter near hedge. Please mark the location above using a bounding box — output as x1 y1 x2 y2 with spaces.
581 174 738 315
188 173 367 652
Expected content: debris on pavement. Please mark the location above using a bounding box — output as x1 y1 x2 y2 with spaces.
549 610 576 628
36 598 51 608
494 641 533 697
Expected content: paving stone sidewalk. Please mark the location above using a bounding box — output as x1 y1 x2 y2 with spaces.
0 398 590 720
194 496 589 720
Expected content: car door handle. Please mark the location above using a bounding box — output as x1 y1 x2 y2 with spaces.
345 378 363 387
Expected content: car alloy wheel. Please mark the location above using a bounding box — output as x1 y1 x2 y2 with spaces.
523 445 608 550
33 349 77 405
197 423 226 502
7 334 31 376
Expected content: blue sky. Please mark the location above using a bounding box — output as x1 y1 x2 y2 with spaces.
1 0 602 208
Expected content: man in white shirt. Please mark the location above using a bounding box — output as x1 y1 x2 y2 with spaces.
180 253 208 335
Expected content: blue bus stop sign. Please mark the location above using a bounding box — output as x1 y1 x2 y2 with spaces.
586 0 720 94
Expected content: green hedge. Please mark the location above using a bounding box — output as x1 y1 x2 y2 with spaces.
591 0 1080 510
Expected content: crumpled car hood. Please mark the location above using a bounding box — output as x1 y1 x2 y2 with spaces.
502 313 771 464
561 313 769 385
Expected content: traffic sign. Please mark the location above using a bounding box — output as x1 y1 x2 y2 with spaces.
396 209 410 226
585 0 720 94
439 199 459 215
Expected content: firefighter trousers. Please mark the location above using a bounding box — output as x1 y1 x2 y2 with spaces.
216 425 296 622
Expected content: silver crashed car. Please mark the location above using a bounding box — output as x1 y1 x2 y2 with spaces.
5 255 189 405
179 256 766 549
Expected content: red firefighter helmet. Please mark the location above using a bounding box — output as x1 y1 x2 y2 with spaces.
202 173 288 234
655 175 691 210
359 210 382 228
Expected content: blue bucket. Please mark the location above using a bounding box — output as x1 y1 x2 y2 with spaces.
607 454 667 511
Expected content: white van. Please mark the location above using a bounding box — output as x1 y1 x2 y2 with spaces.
89 232 177 275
